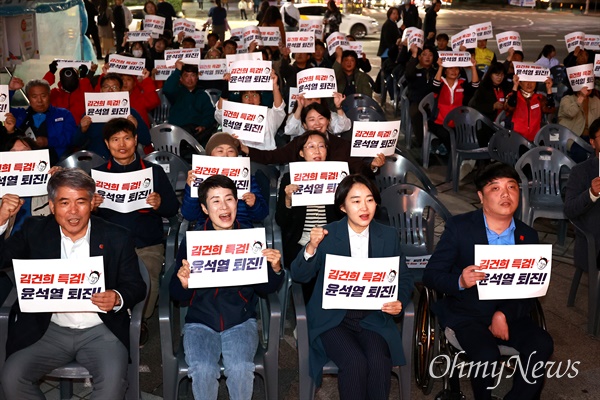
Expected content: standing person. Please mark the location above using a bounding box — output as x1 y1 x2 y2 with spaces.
198 0 203 10
400 0 419 30
84 0 102 59
256 0 269 22
423 163 554 400
238 0 248 20
111 0 133 54
323 0 341 38
377 7 401 65
423 0 441 47
156 0 177 33
208 0 228 42
291 174 413 399
253 0 261 15
259 6 286 56
97 0 113 57
281 0 300 32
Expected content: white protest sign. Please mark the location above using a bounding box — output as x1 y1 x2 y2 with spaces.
566 63 595 92
164 48 201 67
350 120 400 157
438 51 472 68
470 22 493 40
242 25 264 48
0 149 50 196
144 15 165 38
401 26 416 42
108 54 145 76
495 31 522 54
348 41 364 58
198 59 227 81
288 87 299 114
297 67 337 99
14 257 105 313
326 32 349 56
221 100 268 143
0 84 8 122
173 18 196 36
407 28 424 50
226 52 263 70
153 60 176 81
584 34 600 51
228 60 273 91
322 254 400 310
5 13 39 64
299 19 324 41
186 228 268 288
54 59 92 71
475 244 552 300
259 26 281 47
289 161 349 206
91 168 154 213
286 31 315 53
230 27 244 40
84 92 131 123
564 31 585 53
406 255 432 269
451 27 477 51
595 55 600 78
189 31 206 48
190 155 251 197
126 31 152 42
513 62 550 83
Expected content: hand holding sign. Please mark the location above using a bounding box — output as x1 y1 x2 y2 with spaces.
460 265 486 289
306 226 328 256
381 300 403 316
0 193 24 225
177 259 192 289
91 289 120 311
262 248 282 273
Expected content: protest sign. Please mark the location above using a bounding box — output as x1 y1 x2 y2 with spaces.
143 14 165 38
54 59 92 71
513 62 551 82
288 87 299 114
438 51 472 68
299 19 324 40
595 54 600 78
495 31 522 54
126 31 152 42
322 254 400 310
286 31 315 53
190 155 251 197
242 25 264 48
350 121 400 157
164 48 201 67
451 27 477 51
108 54 145 76
348 41 364 58
564 31 585 53
92 168 154 213
84 92 131 123
153 60 176 81
198 59 227 81
259 27 281 47
188 31 206 48
5 13 39 64
326 32 349 56
406 255 432 269
566 63 595 92
0 149 50 196
228 60 273 91
475 244 552 300
230 27 244 40
0 84 7 122
297 67 337 99
401 26 416 42
14 257 105 313
226 52 263 70
584 34 600 51
289 161 349 206
186 228 268 288
407 28 424 49
173 18 196 36
470 21 493 40
221 100 268 143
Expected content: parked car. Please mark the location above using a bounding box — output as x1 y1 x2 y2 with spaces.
296 3 379 39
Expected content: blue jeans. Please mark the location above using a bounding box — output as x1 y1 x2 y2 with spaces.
183 318 258 400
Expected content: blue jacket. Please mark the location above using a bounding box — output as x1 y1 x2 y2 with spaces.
181 178 269 226
170 219 284 332
291 217 413 385
94 156 180 248
11 105 77 159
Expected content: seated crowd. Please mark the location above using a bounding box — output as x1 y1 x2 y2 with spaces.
1 1 599 398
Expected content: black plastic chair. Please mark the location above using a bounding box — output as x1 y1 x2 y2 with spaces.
375 153 439 196
345 106 387 122
488 128 536 167
143 150 191 192
534 123 594 162
57 150 106 175
342 93 386 116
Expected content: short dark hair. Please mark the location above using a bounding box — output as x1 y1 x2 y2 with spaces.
417 44 437 58
334 174 381 211
386 6 398 19
207 33 219 41
182 37 196 47
589 117 600 140
102 117 137 141
182 63 199 74
341 50 358 62
474 163 520 192
47 168 96 202
198 175 238 208
436 33 449 41
3 135 38 152
300 102 331 125
513 50 524 60
100 73 123 89
296 130 329 160
315 39 325 49
222 39 237 50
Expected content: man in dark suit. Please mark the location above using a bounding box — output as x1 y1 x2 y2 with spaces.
0 168 146 399
565 117 600 282
423 163 553 400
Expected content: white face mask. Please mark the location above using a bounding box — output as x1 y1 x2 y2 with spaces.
132 50 144 58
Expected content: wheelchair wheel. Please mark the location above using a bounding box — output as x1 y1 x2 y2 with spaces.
414 286 440 395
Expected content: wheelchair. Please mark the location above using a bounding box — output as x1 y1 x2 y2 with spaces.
413 286 547 400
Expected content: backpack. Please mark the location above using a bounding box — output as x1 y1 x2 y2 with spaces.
284 9 298 28
98 11 109 26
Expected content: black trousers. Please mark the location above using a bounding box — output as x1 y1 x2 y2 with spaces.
320 313 392 400
452 317 554 400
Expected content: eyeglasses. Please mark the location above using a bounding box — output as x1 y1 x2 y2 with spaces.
303 144 327 152
101 85 120 91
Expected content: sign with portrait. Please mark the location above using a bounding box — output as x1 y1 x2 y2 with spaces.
173 18 196 36
164 48 201 67
108 54 145 76
470 21 493 40
54 59 92 71
259 27 281 47
286 31 315 53
594 55 600 78
584 34 600 51
350 120 400 157
143 14 165 38
221 100 268 143
84 92 131 123
297 67 337 99
326 32 349 56
153 60 176 81
438 51 472 68
513 62 551 82
451 28 477 51
91 168 154 213
0 149 50 197
495 31 522 54
190 155 251 197
0 84 8 122
228 60 273 91
564 31 585 53
566 63 595 92
299 19 324 41
198 59 227 81
289 161 349 206
126 31 152 42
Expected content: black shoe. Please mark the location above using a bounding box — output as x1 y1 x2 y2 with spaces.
139 321 149 348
